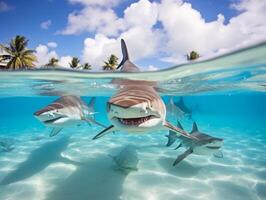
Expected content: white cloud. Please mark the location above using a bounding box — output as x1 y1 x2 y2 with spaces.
82 34 119 67
35 44 58 66
0 1 12 12
59 7 124 36
123 0 158 28
158 0 266 63
47 42 57 48
58 56 72 67
35 44 72 68
82 26 161 68
60 0 159 36
63 0 266 67
40 20 52 30
81 0 162 68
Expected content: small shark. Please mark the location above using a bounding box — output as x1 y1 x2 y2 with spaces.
175 97 192 118
88 97 96 120
166 97 185 118
0 138 15 152
34 95 105 137
109 145 139 173
165 121 223 166
92 39 195 140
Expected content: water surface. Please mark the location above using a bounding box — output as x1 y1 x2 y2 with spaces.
0 43 265 200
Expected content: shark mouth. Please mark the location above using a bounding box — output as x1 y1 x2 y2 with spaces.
117 115 153 126
43 116 64 124
206 146 221 149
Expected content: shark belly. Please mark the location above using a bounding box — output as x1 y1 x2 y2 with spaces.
46 117 82 128
193 146 217 155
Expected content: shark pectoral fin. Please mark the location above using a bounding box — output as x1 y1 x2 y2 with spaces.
175 142 182 150
84 118 107 128
164 121 196 140
92 125 115 140
50 127 63 137
173 148 193 166
165 131 178 147
213 150 223 158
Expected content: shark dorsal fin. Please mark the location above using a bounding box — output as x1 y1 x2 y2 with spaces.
88 97 95 107
117 39 129 70
177 121 184 130
192 122 199 133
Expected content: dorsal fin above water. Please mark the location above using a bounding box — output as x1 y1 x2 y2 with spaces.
116 39 140 72
117 39 129 70
191 122 199 133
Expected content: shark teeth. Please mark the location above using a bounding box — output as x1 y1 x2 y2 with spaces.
118 116 152 126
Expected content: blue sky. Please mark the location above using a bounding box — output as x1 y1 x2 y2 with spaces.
0 0 265 69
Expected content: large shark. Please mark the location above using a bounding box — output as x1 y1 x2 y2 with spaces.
34 95 105 137
92 39 195 140
165 121 224 166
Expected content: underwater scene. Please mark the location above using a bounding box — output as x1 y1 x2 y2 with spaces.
0 42 266 200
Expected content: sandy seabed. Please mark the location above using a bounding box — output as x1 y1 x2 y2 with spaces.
0 119 265 200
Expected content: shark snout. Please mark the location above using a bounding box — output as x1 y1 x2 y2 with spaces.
34 107 55 116
108 103 152 119
206 138 223 149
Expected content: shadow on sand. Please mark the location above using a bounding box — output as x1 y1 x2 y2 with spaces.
157 156 202 178
45 153 128 200
0 137 71 185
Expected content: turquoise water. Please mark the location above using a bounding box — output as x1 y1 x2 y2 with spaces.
0 43 266 200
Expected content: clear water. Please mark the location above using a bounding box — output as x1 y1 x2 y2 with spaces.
0 43 265 200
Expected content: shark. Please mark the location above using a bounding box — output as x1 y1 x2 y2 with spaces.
109 145 139 173
34 95 105 137
165 121 224 166
92 39 196 140
175 97 192 118
0 137 15 152
166 97 185 118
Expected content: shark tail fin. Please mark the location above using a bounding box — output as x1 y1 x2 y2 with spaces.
88 97 96 107
117 39 129 69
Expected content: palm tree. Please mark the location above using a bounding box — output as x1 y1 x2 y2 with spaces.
0 35 37 70
187 51 200 61
69 57 80 69
82 62 92 70
102 54 119 70
45 57 59 67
